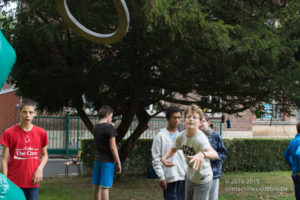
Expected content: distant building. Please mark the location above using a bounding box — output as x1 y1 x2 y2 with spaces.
0 83 19 133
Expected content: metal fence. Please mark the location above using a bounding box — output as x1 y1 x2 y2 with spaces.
33 115 222 157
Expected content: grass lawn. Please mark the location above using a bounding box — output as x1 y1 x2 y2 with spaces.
39 171 295 200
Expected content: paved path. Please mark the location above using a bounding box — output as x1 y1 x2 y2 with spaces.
44 158 83 177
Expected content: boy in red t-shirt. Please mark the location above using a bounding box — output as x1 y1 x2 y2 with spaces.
0 99 48 200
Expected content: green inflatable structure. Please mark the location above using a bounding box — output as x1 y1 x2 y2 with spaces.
0 30 16 89
0 173 26 200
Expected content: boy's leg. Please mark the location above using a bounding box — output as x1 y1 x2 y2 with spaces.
176 180 185 200
93 185 101 200
185 179 193 200
21 188 39 200
92 161 101 200
99 162 115 200
292 175 300 200
163 181 176 200
193 180 212 200
100 188 109 200
208 179 219 200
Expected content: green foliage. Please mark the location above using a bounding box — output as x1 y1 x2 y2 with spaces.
3 0 300 161
81 138 292 174
6 0 300 114
81 139 153 175
121 139 153 175
80 139 96 173
223 139 290 172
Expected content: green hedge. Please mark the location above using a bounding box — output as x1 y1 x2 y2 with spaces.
223 138 290 172
81 139 153 175
81 139 96 174
81 138 291 174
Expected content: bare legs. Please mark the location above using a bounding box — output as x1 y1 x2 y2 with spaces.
93 185 109 200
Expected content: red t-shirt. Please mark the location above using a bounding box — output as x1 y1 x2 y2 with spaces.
0 124 48 188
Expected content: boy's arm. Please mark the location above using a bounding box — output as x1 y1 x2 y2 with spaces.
1 145 9 176
295 146 300 175
161 147 177 167
217 135 227 162
32 146 48 185
151 135 165 182
109 137 121 174
203 146 219 160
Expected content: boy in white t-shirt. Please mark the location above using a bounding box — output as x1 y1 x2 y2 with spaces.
162 104 218 200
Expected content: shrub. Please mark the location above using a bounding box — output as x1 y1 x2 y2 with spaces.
81 139 96 174
222 138 290 172
81 139 153 176
81 138 292 174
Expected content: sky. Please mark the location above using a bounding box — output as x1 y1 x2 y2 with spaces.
1 1 17 12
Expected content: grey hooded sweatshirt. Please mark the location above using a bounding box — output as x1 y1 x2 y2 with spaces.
151 128 187 183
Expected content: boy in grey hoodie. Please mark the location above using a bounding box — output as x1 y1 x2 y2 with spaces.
151 106 187 200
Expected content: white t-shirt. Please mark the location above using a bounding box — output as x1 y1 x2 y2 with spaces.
174 130 213 184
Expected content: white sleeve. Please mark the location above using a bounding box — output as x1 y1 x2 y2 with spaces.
201 134 212 151
151 134 165 181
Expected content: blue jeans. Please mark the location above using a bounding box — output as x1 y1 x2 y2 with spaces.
163 180 185 200
21 187 39 200
292 175 300 200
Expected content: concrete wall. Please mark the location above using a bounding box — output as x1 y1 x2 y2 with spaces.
252 121 297 138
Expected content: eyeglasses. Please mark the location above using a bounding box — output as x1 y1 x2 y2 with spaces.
185 115 200 120
170 116 181 120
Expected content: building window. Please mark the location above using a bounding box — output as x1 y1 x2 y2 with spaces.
256 103 281 120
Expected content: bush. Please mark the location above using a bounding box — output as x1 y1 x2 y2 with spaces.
81 139 96 174
81 139 153 176
222 138 290 172
81 138 292 174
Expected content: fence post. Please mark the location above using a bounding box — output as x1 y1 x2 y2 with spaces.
220 121 222 136
65 113 70 158
77 117 80 150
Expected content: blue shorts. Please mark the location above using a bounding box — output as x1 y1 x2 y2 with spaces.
92 161 115 188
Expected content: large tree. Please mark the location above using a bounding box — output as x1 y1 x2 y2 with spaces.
2 0 300 161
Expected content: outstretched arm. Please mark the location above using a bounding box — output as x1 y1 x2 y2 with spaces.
161 147 177 167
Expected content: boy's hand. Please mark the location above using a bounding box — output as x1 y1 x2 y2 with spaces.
187 152 204 171
159 180 167 189
32 167 43 185
115 163 121 174
161 158 175 167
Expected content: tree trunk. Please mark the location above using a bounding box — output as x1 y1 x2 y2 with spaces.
119 107 150 162
75 105 94 134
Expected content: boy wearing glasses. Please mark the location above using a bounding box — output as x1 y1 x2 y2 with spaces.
162 104 218 200
151 106 187 200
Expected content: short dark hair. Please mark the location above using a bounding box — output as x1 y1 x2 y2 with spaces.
297 122 300 133
165 106 181 119
19 99 37 111
98 105 113 119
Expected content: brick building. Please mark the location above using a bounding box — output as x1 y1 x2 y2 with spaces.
0 84 19 133
221 108 299 138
